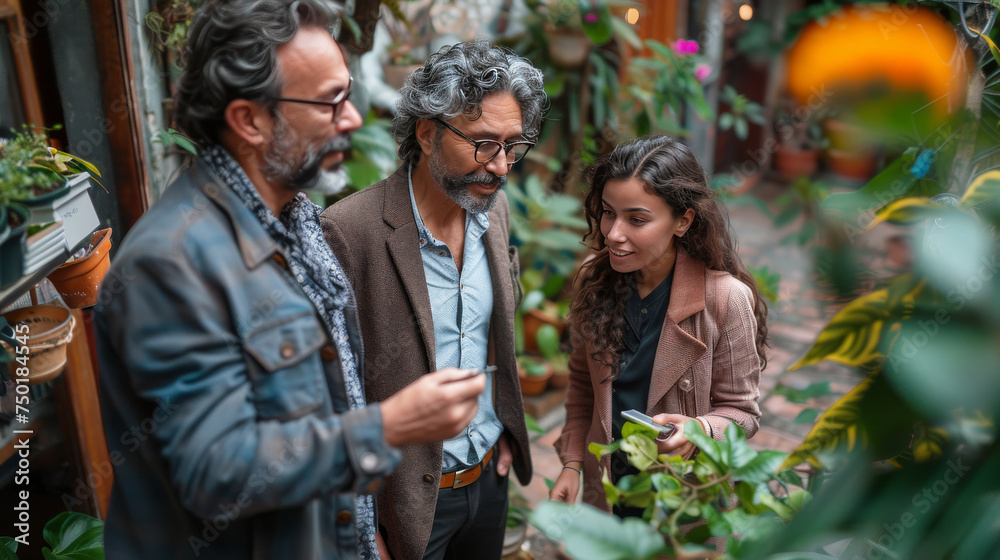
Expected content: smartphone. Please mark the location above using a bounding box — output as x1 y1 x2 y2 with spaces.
621 409 676 438
448 365 497 382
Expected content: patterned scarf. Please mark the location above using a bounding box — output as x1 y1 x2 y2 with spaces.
202 145 378 559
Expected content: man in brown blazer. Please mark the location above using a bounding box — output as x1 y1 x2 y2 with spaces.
321 42 547 560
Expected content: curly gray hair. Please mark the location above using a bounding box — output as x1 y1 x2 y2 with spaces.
174 0 343 145
391 41 547 166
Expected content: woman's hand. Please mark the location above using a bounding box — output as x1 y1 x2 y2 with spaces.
549 462 582 503
651 413 697 458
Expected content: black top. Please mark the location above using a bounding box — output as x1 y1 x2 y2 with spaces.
610 272 673 501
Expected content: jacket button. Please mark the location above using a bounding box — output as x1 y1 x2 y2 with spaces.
336 510 352 524
360 452 379 472
678 378 693 392
321 345 338 361
366 481 381 494
280 342 295 359
422 474 435 485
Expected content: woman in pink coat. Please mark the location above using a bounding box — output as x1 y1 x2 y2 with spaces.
549 135 768 515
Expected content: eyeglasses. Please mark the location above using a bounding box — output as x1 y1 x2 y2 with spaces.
269 77 353 123
434 118 535 166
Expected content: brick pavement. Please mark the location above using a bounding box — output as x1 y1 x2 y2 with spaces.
506 178 895 559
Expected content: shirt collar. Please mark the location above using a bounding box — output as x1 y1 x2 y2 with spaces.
406 163 490 248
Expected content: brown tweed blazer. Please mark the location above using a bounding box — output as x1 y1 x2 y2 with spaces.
555 251 762 511
320 167 531 560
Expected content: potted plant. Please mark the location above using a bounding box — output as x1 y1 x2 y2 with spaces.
537 321 571 389
774 100 828 179
46 227 114 308
1 299 75 385
379 1 437 90
823 116 880 183
520 292 568 355
0 125 103 248
503 486 531 556
516 355 552 396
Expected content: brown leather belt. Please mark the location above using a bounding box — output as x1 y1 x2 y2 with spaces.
439 447 495 489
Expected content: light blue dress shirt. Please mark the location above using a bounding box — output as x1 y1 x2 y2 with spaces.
408 168 504 471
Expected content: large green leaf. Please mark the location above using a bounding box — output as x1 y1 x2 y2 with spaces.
779 374 877 470
789 289 897 369
530 502 668 560
620 433 659 471
1 537 18 560
41 512 103 560
960 169 1000 208
864 197 943 230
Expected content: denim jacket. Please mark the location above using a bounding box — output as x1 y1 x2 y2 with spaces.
96 160 400 559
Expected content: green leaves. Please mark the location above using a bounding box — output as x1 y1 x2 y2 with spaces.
577 0 613 45
0 538 18 560
865 197 943 230
779 374 877 470
552 422 806 559
530 502 668 560
789 289 900 369
40 512 104 560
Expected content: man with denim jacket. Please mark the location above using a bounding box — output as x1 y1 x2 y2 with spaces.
95 1 485 559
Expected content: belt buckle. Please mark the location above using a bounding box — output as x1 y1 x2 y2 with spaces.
451 465 480 489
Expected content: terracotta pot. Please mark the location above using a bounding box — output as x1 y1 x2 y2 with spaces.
547 27 590 69
517 360 553 396
47 228 112 308
548 369 570 389
521 309 564 354
382 63 423 90
1 304 75 385
826 148 879 183
774 145 819 179
823 118 877 153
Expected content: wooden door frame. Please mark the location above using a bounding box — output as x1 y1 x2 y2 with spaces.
0 0 45 126
88 0 150 234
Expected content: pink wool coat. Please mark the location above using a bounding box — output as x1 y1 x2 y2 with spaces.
555 251 762 511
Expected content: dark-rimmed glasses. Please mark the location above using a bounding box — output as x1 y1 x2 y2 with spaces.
434 118 535 166
270 77 353 123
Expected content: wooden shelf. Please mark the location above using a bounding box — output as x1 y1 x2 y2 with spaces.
0 235 90 310
0 231 110 519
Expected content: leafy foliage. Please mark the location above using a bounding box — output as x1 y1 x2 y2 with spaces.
0 512 103 560
0 125 102 206
535 422 807 560
507 174 588 278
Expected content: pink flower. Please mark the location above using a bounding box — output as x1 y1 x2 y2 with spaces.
695 63 712 81
671 39 699 56
584 13 598 23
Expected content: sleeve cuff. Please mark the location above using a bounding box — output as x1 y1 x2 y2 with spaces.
339 403 402 495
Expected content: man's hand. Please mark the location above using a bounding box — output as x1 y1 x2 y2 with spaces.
651 413 696 458
380 368 485 447
548 462 581 503
496 432 513 477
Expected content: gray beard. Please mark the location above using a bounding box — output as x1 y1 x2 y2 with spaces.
261 117 351 196
428 148 505 215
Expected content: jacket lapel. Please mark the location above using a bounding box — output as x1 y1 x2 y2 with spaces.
646 251 708 412
383 169 437 368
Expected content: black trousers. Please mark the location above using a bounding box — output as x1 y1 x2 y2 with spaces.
422 452 509 560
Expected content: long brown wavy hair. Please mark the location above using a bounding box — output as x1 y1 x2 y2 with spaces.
570 135 769 378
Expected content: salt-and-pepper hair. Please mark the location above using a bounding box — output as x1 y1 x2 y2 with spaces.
174 0 343 145
391 41 547 166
